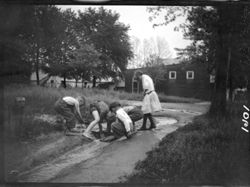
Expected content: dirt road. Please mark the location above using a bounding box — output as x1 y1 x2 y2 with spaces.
18 101 210 183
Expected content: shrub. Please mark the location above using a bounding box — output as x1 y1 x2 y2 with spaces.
127 114 250 185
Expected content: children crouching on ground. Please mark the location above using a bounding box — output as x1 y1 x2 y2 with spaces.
123 105 144 127
54 95 86 134
54 96 143 141
101 102 143 142
82 100 109 140
105 104 143 134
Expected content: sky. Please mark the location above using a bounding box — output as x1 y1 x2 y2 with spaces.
58 5 191 58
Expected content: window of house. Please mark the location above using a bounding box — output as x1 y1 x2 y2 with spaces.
186 71 194 79
169 71 177 79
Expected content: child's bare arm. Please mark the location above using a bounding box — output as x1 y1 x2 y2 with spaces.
74 103 84 123
85 110 100 133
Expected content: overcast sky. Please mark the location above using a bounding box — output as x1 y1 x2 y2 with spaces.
58 5 191 58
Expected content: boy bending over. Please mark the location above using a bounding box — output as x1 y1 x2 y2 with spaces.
101 102 137 142
82 100 109 140
54 96 86 134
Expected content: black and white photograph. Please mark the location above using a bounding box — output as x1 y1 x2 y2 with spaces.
1 0 250 185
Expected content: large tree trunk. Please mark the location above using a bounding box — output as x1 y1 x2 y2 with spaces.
228 74 233 101
92 75 96 88
209 65 227 117
209 15 228 116
35 7 40 86
209 6 233 117
247 77 250 108
75 78 78 88
63 75 66 88
82 74 85 89
226 46 232 101
35 45 40 85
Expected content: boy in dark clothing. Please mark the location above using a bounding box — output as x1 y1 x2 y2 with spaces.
54 96 86 134
82 101 109 140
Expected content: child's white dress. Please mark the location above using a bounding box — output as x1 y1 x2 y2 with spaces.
141 74 162 114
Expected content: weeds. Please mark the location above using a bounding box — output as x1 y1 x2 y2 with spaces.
127 113 250 185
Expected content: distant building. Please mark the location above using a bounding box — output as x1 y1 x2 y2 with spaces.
125 62 214 100
96 76 125 91
30 70 125 90
30 71 63 88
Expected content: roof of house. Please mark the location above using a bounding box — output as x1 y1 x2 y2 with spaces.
126 61 206 72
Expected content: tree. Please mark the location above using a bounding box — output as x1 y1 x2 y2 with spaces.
1 5 36 82
142 38 156 62
144 54 165 84
148 5 250 117
76 7 133 84
42 8 80 86
27 6 64 85
129 36 173 68
155 36 173 59
206 5 250 116
69 43 101 87
2 6 133 88
128 36 143 68
144 54 162 68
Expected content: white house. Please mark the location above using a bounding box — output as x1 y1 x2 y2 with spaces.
30 70 125 89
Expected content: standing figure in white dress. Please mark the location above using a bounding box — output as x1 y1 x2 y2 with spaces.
135 71 162 130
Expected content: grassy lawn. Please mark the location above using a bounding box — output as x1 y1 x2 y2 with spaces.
126 109 250 185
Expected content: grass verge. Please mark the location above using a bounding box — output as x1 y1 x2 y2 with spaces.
126 113 250 185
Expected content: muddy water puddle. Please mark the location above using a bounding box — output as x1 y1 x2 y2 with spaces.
18 140 110 182
18 117 177 182
151 117 178 139
164 108 202 115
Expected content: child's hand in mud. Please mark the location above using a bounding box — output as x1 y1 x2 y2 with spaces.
100 135 116 142
126 131 133 139
126 128 137 139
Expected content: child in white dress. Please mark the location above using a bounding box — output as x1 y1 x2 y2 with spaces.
134 71 162 130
